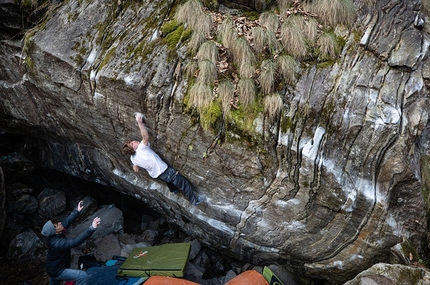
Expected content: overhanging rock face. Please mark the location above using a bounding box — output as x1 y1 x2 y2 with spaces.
0 0 430 283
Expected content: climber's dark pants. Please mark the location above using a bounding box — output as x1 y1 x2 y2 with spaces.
157 167 197 204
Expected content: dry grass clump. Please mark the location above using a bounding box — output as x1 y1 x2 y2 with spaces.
233 37 256 68
423 0 430 15
309 0 356 27
276 55 297 85
197 41 219 65
303 16 318 42
237 78 256 106
197 60 217 85
175 0 212 34
218 80 235 117
184 61 198 79
188 31 206 55
317 31 339 59
266 30 282 55
218 17 238 52
252 27 281 56
239 61 255 78
264 92 283 120
252 27 265 54
276 0 293 13
217 16 233 37
222 28 238 52
259 59 275 95
259 11 279 33
280 16 308 59
189 82 213 112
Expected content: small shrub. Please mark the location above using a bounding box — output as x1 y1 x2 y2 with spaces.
218 80 235 117
264 92 283 120
237 78 256 106
197 59 217 85
258 59 275 95
259 11 279 33
276 55 297 85
197 41 219 65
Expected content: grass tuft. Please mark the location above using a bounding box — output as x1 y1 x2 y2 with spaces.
266 30 282 55
276 0 293 12
309 0 356 27
175 0 212 34
276 55 298 85
217 16 233 38
222 28 238 53
184 61 198 79
237 78 256 106
197 40 219 65
317 31 339 60
258 59 275 95
239 61 255 78
264 92 283 120
233 37 256 68
188 31 206 55
218 80 235 117
189 82 213 112
280 17 308 59
303 16 319 42
197 59 217 85
259 11 279 33
252 27 265 54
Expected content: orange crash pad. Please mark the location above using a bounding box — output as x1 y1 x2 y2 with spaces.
224 270 269 285
144 276 201 285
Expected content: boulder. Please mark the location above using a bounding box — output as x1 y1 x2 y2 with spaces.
94 233 121 262
344 263 430 285
68 204 124 240
0 153 37 183
37 188 66 219
7 230 43 261
14 194 38 214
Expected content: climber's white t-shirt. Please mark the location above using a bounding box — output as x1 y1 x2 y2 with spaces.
131 142 168 178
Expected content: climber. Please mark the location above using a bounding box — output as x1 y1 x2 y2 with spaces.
41 201 101 285
122 112 205 205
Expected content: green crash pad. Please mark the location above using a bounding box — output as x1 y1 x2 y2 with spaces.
117 243 191 278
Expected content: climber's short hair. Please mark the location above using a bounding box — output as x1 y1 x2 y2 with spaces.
122 140 135 155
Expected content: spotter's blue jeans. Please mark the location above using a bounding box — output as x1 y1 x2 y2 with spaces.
49 268 87 285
